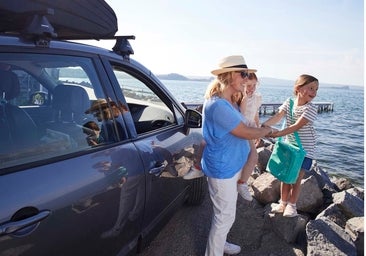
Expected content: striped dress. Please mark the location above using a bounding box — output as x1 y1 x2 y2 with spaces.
279 98 317 159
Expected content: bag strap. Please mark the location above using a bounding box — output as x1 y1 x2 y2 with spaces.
278 98 303 150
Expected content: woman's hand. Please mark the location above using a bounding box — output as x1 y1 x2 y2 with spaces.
268 128 279 138
261 124 278 137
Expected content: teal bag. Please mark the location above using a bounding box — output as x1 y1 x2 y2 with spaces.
266 98 306 184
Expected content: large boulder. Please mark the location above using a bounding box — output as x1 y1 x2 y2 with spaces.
297 175 323 214
306 216 357 256
317 203 349 228
332 190 364 218
251 172 280 204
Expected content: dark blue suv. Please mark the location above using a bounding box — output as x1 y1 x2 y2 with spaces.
0 2 205 255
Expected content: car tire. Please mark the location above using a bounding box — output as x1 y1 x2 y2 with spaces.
185 176 207 206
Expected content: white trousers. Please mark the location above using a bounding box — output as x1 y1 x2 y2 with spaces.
205 171 240 256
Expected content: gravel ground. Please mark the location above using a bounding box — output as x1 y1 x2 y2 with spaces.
138 190 305 256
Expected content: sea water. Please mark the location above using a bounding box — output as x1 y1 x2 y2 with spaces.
162 79 365 187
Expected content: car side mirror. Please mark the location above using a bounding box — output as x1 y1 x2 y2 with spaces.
185 109 202 128
30 91 47 105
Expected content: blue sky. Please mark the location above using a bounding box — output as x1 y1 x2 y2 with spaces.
98 0 364 86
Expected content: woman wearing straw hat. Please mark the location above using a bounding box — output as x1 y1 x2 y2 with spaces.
201 55 273 255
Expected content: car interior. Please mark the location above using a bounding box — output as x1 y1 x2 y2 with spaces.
0 56 176 170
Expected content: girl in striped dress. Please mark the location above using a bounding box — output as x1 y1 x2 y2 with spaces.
261 74 319 217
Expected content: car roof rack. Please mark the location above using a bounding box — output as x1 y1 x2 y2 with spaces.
0 8 57 46
74 35 135 59
22 9 57 47
112 36 135 59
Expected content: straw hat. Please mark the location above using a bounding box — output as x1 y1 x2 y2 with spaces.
85 98 116 114
211 55 257 76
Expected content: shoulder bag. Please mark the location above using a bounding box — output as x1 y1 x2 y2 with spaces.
266 98 306 184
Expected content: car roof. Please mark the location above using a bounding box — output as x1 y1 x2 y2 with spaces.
1 33 156 77
0 34 124 57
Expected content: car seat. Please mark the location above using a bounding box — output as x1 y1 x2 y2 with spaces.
52 84 90 123
48 84 90 147
0 69 39 150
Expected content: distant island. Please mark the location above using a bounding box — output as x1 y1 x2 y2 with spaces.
156 73 360 89
329 85 350 90
157 73 189 80
157 73 211 82
157 73 213 82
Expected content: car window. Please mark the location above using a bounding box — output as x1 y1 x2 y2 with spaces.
112 68 181 134
0 54 128 171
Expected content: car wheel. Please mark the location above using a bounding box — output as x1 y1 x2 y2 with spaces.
185 176 207 206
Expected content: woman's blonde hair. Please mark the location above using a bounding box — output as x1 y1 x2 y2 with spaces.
294 74 318 95
204 72 235 99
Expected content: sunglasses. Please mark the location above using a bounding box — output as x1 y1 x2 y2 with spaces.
237 71 249 79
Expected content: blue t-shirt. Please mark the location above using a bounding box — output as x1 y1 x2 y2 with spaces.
201 97 250 179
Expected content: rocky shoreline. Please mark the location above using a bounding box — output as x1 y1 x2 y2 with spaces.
243 139 364 255
139 139 364 256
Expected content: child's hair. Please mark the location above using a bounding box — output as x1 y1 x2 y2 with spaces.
248 72 258 81
247 72 260 90
294 74 318 95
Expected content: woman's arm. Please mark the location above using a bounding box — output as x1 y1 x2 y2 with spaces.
271 116 309 138
231 122 272 140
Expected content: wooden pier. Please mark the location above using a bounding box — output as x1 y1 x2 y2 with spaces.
259 102 334 115
184 102 334 115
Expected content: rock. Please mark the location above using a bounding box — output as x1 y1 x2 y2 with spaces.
346 187 364 201
332 190 364 218
306 216 357 256
266 204 309 243
297 175 323 214
251 172 280 204
331 176 354 191
307 162 335 190
242 139 365 256
345 217 364 256
256 147 272 172
306 217 357 256
317 203 349 228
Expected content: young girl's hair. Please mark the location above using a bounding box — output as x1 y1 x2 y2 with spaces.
248 72 258 81
294 74 318 95
247 72 259 88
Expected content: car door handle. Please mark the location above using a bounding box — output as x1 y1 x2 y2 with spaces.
0 210 51 236
149 161 167 176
